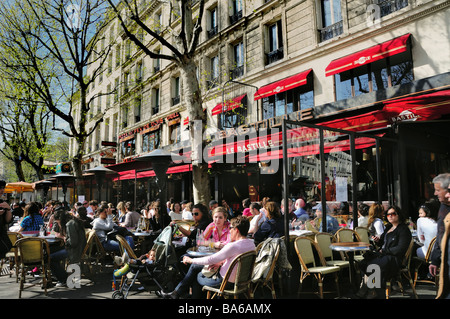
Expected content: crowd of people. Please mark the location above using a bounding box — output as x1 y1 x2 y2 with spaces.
1 172 450 299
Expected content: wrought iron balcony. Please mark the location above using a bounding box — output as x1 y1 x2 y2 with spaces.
319 20 343 42
266 47 284 65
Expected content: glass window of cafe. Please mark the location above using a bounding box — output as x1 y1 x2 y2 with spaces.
284 123 391 226
121 138 136 158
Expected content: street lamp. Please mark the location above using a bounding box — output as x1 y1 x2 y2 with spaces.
85 166 117 202
135 149 181 210
52 173 75 204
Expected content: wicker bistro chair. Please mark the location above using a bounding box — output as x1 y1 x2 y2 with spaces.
116 235 139 260
336 228 364 262
413 236 438 289
386 238 418 299
15 237 51 298
294 236 341 299
0 232 23 282
80 230 107 276
203 250 257 299
314 233 350 274
354 227 371 244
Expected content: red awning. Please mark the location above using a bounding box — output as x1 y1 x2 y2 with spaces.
325 34 411 77
212 94 247 116
320 88 450 131
247 136 381 162
254 69 312 100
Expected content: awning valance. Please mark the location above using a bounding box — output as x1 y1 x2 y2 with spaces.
325 33 411 77
254 69 312 100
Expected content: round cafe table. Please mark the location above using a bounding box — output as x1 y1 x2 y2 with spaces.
330 242 370 291
186 246 219 257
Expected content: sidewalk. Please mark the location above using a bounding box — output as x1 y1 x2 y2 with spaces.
0 263 437 300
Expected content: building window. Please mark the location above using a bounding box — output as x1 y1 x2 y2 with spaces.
208 55 219 89
266 20 283 65
230 41 244 79
136 62 143 83
208 6 218 39
152 88 160 114
319 0 343 42
172 76 180 106
335 50 413 101
230 0 243 25
219 99 247 129
142 130 160 153
154 48 161 73
115 44 121 67
123 72 130 94
134 98 142 123
169 123 181 144
121 138 136 158
262 82 314 120
122 105 128 128
114 78 119 103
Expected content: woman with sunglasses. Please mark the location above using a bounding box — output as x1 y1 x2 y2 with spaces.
175 203 211 245
356 205 412 298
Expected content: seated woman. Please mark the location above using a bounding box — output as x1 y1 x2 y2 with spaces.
175 203 211 247
357 205 412 299
416 201 438 259
19 202 44 232
160 215 255 299
253 201 284 245
202 206 231 249
92 204 134 252
49 207 87 287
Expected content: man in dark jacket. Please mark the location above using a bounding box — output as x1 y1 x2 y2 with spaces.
429 173 450 278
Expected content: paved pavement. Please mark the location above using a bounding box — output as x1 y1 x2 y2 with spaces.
0 261 438 300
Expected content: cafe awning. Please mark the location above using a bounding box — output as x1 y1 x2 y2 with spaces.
212 94 247 116
254 69 313 100
325 33 411 77
319 88 450 131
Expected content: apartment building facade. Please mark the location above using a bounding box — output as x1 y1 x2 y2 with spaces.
70 0 450 212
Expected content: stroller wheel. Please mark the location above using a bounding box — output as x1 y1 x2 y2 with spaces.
112 291 125 299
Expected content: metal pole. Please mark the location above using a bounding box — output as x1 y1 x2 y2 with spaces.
350 133 358 228
282 119 290 255
319 129 327 233
375 138 382 203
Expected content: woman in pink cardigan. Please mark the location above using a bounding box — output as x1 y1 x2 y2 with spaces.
160 215 255 299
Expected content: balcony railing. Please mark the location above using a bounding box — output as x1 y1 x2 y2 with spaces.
379 0 408 17
229 10 242 25
208 26 218 39
172 96 180 106
319 20 343 42
266 47 284 65
230 65 244 79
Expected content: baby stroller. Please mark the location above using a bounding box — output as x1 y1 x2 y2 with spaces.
112 225 181 299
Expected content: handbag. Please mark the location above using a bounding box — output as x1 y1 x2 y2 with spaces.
201 265 220 279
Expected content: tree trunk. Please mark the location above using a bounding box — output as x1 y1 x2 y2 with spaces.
180 61 211 205
72 144 86 200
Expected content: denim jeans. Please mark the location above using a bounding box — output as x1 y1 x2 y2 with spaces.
50 248 68 283
102 236 135 252
175 263 223 298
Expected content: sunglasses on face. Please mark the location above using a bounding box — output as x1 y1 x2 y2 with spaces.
193 212 200 216
387 212 397 216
